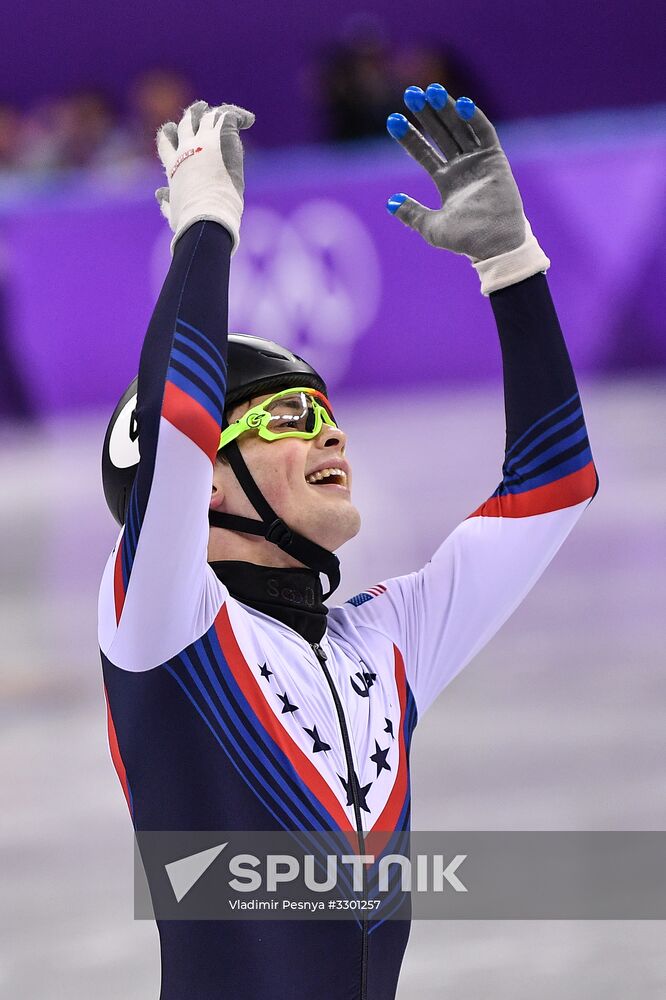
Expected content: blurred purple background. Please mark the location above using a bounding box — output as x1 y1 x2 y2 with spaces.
6 0 666 143
1 111 665 417
1 3 664 418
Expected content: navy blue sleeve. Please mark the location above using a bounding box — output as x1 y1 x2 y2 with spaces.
133 221 233 528
101 221 234 665
477 273 598 517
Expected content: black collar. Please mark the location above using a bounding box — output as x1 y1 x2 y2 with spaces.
208 561 328 644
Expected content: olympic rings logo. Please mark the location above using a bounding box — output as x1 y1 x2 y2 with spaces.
151 199 382 388
228 200 382 387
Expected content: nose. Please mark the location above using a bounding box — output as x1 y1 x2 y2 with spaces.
315 423 347 454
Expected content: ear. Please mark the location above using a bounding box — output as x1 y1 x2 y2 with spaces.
209 462 226 511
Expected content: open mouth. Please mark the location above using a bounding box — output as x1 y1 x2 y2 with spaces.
305 467 348 488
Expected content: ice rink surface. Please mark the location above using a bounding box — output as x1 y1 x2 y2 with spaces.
1 377 665 999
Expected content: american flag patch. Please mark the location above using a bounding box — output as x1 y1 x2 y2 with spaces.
346 583 387 607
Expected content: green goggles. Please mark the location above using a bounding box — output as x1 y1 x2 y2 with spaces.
218 387 338 451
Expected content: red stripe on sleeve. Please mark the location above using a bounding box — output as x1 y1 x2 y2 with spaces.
162 380 220 463
113 544 126 625
104 685 132 815
468 460 597 519
215 605 354 833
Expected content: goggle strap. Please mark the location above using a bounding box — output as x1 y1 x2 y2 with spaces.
208 512 266 536
225 441 278 525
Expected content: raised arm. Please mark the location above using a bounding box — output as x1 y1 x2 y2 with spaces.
98 102 254 671
331 86 598 714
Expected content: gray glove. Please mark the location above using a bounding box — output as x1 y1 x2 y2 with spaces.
156 100 255 254
386 84 549 294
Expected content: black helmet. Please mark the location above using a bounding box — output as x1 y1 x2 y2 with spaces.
102 334 340 596
102 334 328 526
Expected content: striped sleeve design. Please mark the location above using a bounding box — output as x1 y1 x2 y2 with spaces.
162 318 227 462
101 221 233 666
471 391 597 518
470 273 598 519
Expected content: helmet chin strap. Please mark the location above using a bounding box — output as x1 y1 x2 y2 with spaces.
208 442 341 600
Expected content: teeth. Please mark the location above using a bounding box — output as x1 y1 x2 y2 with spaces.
306 467 347 485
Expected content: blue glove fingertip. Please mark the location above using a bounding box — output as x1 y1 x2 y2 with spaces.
386 113 409 139
387 193 407 215
455 97 475 120
403 86 426 113
425 83 448 110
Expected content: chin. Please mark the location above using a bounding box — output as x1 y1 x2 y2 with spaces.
319 504 362 551
295 498 361 552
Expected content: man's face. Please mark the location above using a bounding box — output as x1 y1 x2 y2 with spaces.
211 393 361 553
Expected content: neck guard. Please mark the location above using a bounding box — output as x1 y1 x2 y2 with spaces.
209 560 328 643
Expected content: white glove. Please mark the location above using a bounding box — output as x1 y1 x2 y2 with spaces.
386 85 550 294
155 100 255 255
